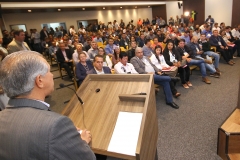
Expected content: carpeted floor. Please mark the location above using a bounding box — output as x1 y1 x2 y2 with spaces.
46 56 240 160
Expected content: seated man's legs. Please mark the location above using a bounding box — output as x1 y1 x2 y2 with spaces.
196 55 217 76
216 47 232 64
153 75 172 103
188 59 211 83
61 62 73 79
204 51 220 70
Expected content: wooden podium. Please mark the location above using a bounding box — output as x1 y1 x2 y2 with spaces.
62 74 158 160
217 79 240 160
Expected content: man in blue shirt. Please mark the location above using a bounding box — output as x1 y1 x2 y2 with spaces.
180 31 191 44
201 25 212 39
104 38 116 57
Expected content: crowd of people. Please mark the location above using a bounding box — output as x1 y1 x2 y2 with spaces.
0 13 240 160
1 15 240 110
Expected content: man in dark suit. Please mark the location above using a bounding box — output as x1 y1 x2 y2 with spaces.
56 42 73 79
130 47 179 109
0 51 95 160
40 26 49 41
87 55 111 74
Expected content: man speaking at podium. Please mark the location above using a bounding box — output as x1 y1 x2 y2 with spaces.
0 51 95 160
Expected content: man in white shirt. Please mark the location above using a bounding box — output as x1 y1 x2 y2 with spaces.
212 23 220 33
231 25 240 40
114 52 138 74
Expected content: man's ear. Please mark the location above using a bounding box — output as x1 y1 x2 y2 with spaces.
35 75 44 88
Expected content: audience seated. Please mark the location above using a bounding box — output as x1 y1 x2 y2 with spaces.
56 42 73 79
112 46 121 67
176 39 211 84
142 39 154 57
119 33 129 49
73 44 90 65
209 30 234 65
130 47 179 109
87 55 111 74
114 52 138 74
104 38 116 57
98 47 112 69
220 30 238 59
188 36 220 78
199 34 221 74
163 41 192 88
87 41 99 60
76 52 94 85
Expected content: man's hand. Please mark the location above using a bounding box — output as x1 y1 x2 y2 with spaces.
157 71 162 75
186 58 191 63
69 60 73 62
197 51 203 55
81 129 92 144
225 46 228 49
220 45 224 49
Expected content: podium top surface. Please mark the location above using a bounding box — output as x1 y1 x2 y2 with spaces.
62 74 157 159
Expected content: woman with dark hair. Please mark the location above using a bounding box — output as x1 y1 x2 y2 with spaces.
163 41 192 89
150 45 170 70
75 52 94 86
112 46 121 66
150 45 181 98
98 47 112 69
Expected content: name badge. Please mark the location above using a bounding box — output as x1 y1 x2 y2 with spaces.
184 52 188 56
218 42 222 46
124 42 128 45
207 34 211 37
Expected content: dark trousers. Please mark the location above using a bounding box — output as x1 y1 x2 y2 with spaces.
178 66 190 84
60 62 73 78
33 43 42 54
169 80 177 95
228 45 237 58
216 47 231 62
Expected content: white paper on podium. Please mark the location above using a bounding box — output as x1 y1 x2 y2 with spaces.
107 112 143 156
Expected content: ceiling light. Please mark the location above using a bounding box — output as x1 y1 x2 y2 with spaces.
82 8 85 10
58 9 61 11
120 7 122 9
103 7 105 9
28 10 31 12
148 6 150 8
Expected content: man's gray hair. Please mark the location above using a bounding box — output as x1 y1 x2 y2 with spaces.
0 51 48 98
135 47 143 53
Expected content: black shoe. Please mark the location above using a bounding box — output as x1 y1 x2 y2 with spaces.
166 102 179 109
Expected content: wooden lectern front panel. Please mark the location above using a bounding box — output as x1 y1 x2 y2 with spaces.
62 75 158 159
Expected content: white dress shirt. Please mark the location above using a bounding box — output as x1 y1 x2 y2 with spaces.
62 50 69 61
95 68 105 74
114 61 138 74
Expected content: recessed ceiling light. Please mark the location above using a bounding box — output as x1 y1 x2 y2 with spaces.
58 9 61 11
103 7 105 9
82 8 85 10
28 10 32 12
148 6 150 8
120 7 122 9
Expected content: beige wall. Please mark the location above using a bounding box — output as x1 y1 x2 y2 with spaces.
2 8 152 32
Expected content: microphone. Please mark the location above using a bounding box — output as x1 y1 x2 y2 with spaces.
59 83 84 105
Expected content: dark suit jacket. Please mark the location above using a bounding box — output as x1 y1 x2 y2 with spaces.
87 66 111 74
56 48 72 63
130 56 160 74
163 49 181 66
76 61 94 82
0 98 96 160
209 35 227 47
40 29 49 41
176 45 194 58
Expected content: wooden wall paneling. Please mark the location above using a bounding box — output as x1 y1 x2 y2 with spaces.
183 0 205 25
152 5 167 22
